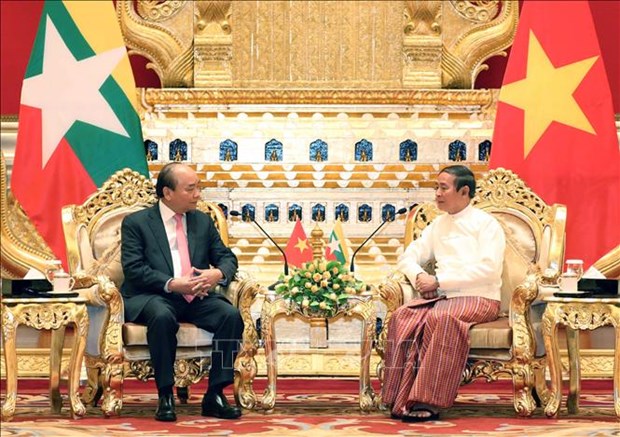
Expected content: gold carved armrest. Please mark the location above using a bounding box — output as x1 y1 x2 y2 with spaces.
376 271 410 358
508 268 540 361
225 271 260 350
72 271 124 363
225 270 261 410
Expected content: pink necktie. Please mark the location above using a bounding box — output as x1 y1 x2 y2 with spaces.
174 213 194 303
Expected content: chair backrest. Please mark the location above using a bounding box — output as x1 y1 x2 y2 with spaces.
403 168 566 312
62 168 229 288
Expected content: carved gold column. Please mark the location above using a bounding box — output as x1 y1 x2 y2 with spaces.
402 1 442 88
194 1 233 87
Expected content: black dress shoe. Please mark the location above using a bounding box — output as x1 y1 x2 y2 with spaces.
155 393 177 422
201 392 242 419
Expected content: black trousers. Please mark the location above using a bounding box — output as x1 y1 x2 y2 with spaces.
130 292 244 391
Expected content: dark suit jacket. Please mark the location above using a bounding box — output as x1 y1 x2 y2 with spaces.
120 203 238 321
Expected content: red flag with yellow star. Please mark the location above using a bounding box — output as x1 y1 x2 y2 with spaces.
489 0 620 269
284 219 313 268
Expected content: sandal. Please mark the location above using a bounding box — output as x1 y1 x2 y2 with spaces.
401 408 440 423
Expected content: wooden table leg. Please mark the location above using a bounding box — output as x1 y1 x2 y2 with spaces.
566 327 580 414
1 307 18 421
261 301 279 413
50 326 66 414
68 305 88 418
359 314 375 412
543 307 562 418
353 299 375 412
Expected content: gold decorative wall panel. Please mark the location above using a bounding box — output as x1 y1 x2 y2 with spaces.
232 1 402 88
117 0 517 89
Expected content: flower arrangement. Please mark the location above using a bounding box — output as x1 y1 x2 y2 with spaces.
275 259 366 317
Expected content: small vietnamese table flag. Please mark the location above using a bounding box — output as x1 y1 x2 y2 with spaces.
11 1 149 268
489 0 620 269
284 219 313 268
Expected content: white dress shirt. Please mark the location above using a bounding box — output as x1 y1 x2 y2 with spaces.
397 204 505 301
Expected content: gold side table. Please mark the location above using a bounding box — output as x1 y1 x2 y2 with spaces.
1 296 89 421
542 296 619 417
260 292 376 413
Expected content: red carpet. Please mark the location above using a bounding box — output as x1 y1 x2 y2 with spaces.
1 378 617 436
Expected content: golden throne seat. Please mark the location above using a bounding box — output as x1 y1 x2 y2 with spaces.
376 168 567 417
60 169 260 416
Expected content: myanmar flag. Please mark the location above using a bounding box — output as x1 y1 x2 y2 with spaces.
11 1 149 268
489 1 620 269
325 219 349 264
284 219 313 268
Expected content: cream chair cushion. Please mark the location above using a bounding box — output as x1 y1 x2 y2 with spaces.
470 318 512 349
122 322 214 347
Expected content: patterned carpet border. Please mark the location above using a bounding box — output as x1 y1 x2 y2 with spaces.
1 379 617 436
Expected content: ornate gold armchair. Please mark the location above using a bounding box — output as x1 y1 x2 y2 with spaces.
61 169 260 417
376 168 567 416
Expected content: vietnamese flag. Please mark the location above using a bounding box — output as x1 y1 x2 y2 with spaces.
284 219 313 268
489 1 620 269
11 1 149 268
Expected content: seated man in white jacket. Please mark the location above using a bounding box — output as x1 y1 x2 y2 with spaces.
382 165 506 422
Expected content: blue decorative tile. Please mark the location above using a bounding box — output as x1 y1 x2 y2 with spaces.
144 139 158 161
478 140 492 161
309 139 328 162
265 139 283 161
358 204 372 222
335 203 349 222
312 204 326 222
355 139 373 162
288 204 303 221
265 204 279 222
241 204 255 222
399 139 418 161
169 138 188 161
219 139 238 161
448 140 467 161
382 204 396 222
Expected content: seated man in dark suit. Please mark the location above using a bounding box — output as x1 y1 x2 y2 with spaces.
121 162 243 421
